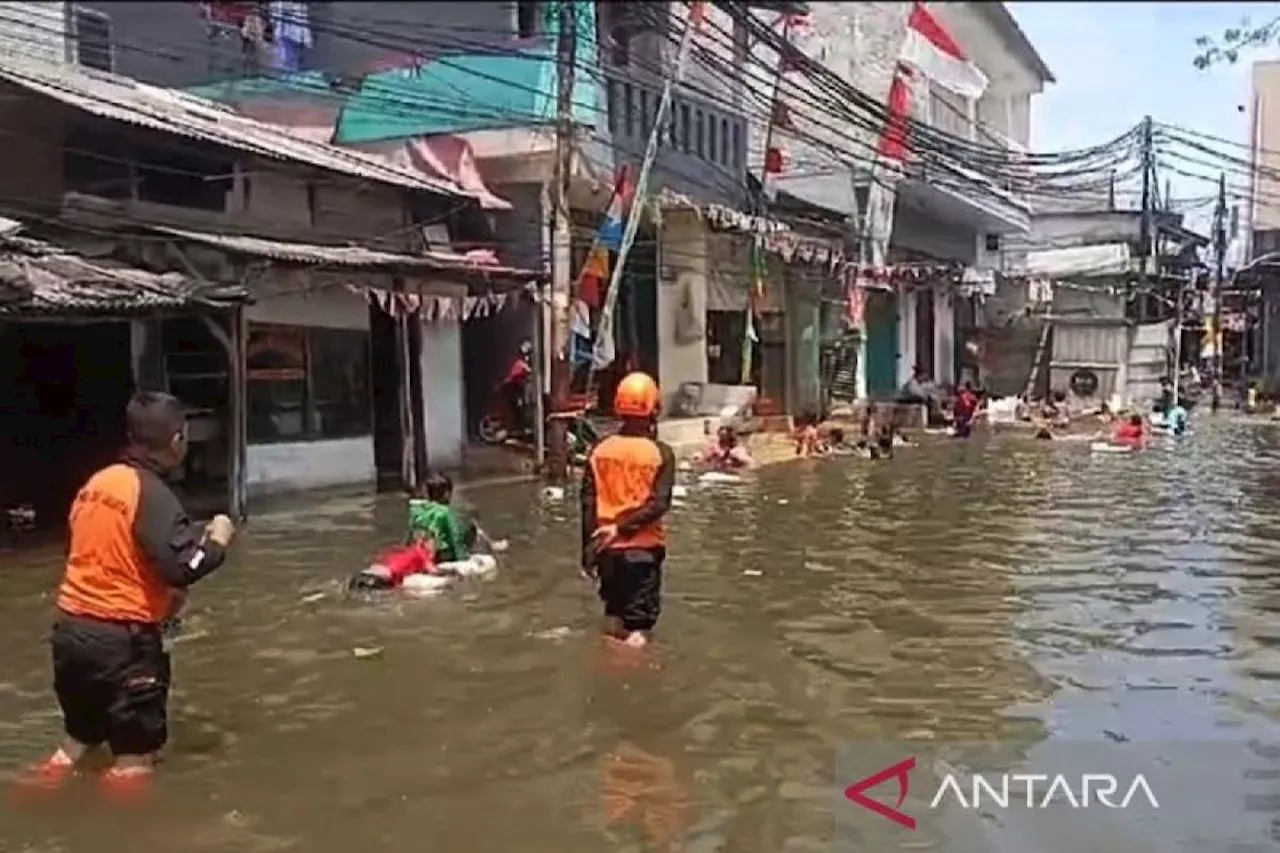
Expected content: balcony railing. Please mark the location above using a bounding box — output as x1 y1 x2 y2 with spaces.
604 76 747 177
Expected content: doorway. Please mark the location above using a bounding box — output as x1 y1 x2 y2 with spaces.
863 290 899 398
914 286 936 380
0 322 133 530
369 304 405 489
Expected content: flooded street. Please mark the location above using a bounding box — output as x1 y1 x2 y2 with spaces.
4 419 1280 851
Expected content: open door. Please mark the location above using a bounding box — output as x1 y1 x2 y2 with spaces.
369 303 404 490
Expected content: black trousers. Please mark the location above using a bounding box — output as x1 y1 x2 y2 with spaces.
596 547 665 632
51 614 172 756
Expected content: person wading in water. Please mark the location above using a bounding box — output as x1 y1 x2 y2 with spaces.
580 372 676 649
17 392 235 800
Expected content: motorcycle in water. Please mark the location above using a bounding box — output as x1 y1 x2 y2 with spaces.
477 377 525 445
478 382 601 459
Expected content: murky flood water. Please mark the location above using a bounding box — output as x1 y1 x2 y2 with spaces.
4 419 1280 851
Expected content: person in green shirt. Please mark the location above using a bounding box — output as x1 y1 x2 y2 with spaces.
408 473 476 564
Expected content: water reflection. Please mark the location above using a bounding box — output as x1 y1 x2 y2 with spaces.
1 420 1279 850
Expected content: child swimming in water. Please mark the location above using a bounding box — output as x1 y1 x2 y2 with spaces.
700 425 753 470
793 410 823 457
1110 413 1148 448
349 533 437 592
348 474 482 591
825 427 858 455
409 473 478 564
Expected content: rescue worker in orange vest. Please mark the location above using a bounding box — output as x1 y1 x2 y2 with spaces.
580 372 676 648
19 392 235 798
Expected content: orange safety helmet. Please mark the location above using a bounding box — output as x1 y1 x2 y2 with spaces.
613 371 661 419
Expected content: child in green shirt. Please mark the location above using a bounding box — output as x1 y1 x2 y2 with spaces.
408 473 477 564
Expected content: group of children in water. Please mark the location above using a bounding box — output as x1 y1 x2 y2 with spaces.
357 379 1193 592
696 404 915 473
1027 379 1190 447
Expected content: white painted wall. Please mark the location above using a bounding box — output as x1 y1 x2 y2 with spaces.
0 2 68 64
898 285 916 386
419 305 466 470
247 279 372 331
776 2 1048 215
657 210 709 406
771 3 913 215
245 437 374 497
934 287 956 383
245 278 375 497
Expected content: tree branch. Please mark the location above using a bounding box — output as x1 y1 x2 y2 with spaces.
1193 14 1280 69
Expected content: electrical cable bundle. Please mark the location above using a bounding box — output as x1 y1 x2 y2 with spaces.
0 2 1259 286
0 3 1153 212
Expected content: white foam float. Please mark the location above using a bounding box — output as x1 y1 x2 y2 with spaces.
400 573 453 595
399 555 498 595
439 554 499 578
698 471 743 485
1090 442 1134 454
672 484 690 499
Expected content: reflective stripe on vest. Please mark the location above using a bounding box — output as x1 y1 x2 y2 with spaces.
589 435 665 550
56 463 170 624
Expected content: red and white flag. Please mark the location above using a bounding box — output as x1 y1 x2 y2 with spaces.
898 4 988 99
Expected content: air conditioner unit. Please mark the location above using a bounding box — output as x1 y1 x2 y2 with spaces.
69 5 114 72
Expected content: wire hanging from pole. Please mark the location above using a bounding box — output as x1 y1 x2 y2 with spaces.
741 10 804 388
583 1 705 401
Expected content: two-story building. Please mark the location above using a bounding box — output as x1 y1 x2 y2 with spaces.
0 51 534 521
34 0 802 427
768 1 1053 401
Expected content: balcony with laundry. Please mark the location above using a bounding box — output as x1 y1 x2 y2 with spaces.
174 1 608 202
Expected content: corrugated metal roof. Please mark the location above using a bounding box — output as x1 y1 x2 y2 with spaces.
150 225 539 280
0 224 246 317
0 55 473 201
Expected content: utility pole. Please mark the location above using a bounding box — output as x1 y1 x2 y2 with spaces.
1172 272 1184 407
589 5 700 375
546 0 577 481
1211 171 1227 412
1137 116 1153 326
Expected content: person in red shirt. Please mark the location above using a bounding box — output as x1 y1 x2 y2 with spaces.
348 539 436 591
502 341 534 437
951 382 981 437
1110 413 1148 448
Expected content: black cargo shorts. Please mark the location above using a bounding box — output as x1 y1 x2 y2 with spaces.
596 547 665 632
51 614 172 756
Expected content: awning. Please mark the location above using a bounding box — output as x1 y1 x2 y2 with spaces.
0 218 246 318
0 54 473 201
1023 243 1131 278
206 100 512 211
354 137 511 211
147 225 539 282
